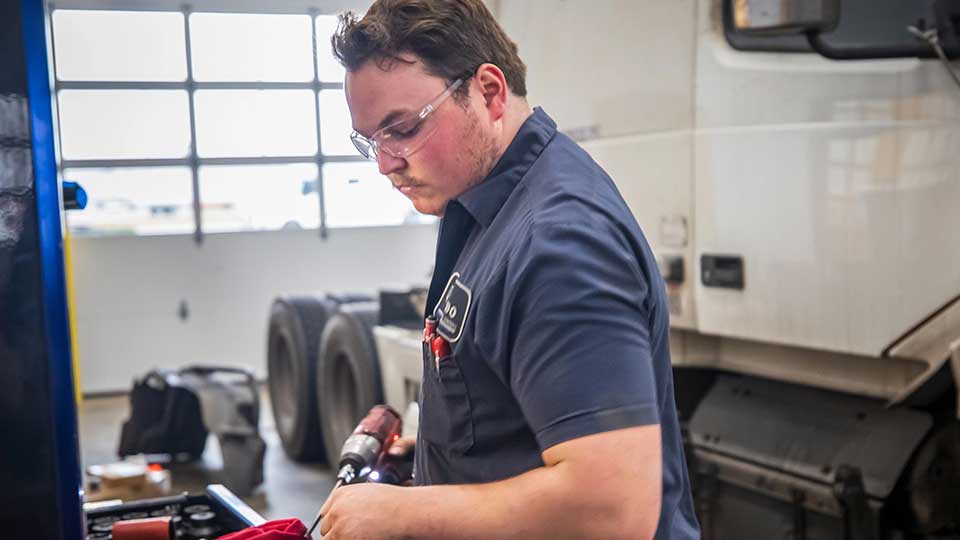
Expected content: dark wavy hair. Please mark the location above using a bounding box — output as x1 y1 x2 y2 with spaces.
331 0 527 98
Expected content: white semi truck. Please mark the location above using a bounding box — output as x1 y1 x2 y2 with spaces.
267 1 960 538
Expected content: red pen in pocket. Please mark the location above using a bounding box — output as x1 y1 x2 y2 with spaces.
424 316 437 343
431 335 450 373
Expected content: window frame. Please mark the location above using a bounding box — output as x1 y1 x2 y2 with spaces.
49 5 372 242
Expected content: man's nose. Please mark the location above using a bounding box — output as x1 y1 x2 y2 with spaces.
377 151 406 176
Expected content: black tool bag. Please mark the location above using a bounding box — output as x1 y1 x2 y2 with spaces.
117 365 266 495
118 368 208 460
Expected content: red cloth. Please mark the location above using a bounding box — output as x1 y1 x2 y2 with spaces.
217 518 307 540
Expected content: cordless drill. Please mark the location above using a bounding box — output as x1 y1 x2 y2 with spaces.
305 405 403 537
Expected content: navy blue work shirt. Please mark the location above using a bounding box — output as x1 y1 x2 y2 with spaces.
416 108 700 540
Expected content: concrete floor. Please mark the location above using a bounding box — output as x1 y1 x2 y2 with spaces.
78 389 337 524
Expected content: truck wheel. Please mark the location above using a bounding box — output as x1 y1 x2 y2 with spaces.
267 296 339 462
316 302 383 466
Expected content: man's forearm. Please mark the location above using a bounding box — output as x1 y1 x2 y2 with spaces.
393 455 658 540
319 427 661 539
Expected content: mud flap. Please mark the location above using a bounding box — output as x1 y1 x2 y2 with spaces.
687 375 933 539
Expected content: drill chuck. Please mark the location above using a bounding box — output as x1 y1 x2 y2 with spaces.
337 433 384 475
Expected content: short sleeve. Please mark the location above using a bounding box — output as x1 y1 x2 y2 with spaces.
508 218 660 451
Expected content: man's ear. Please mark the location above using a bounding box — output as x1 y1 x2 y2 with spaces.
474 63 508 121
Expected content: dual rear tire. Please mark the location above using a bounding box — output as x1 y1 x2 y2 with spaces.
266 295 382 464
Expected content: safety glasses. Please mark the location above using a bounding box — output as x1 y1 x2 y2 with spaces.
350 78 464 161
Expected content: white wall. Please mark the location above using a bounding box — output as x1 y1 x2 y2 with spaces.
71 224 437 393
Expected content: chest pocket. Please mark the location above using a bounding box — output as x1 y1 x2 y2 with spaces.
420 342 475 455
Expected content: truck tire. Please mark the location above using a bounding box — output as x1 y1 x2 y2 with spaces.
316 302 383 466
266 296 339 462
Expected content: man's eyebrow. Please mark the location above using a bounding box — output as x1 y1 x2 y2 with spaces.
354 109 412 138
377 109 410 130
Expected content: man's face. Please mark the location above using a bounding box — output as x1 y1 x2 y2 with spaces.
345 58 497 216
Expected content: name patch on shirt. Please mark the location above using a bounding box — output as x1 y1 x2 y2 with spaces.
433 272 472 343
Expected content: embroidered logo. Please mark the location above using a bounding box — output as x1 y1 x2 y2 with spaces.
433 272 473 343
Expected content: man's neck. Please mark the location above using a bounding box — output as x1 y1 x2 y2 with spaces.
496 100 534 159
443 99 533 217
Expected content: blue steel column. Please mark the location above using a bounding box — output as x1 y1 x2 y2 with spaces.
21 0 84 538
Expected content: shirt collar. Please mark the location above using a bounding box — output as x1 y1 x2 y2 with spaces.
454 107 557 227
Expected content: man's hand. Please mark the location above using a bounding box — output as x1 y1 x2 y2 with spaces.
387 436 416 458
318 482 407 540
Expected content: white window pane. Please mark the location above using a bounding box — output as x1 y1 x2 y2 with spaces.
323 162 432 228
190 14 313 82
195 90 317 158
199 164 319 232
316 15 346 82
52 10 186 82
319 90 356 156
58 90 190 160
63 167 194 236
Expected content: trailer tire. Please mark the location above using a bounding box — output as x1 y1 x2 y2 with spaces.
267 296 340 462
316 302 383 466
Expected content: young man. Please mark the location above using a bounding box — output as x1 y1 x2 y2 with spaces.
319 1 700 539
